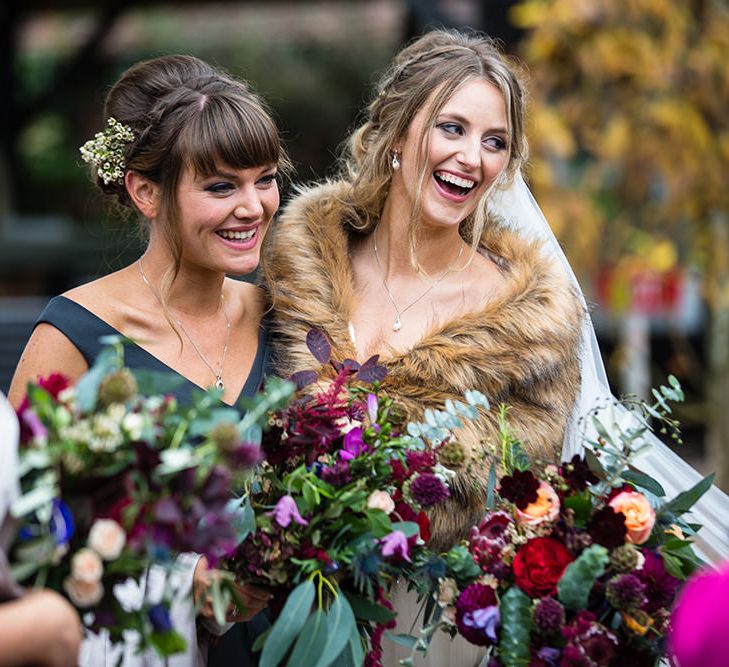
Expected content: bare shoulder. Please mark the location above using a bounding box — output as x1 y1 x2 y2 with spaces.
63 267 134 321
7 323 87 407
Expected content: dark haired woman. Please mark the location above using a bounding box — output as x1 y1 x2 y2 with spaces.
9 54 288 666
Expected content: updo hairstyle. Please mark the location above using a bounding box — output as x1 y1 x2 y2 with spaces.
91 54 290 284
342 29 528 268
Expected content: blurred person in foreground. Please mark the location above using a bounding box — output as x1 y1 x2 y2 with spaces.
0 391 82 667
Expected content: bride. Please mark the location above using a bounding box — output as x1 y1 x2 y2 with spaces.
264 29 729 666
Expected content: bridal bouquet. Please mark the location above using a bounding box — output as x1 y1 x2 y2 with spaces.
224 330 475 667
10 338 293 657
398 378 711 667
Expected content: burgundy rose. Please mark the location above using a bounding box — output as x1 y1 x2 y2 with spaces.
405 449 437 473
513 537 573 598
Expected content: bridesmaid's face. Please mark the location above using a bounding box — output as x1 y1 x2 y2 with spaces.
175 162 279 276
392 78 510 231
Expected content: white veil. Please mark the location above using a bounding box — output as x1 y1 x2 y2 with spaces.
490 172 729 563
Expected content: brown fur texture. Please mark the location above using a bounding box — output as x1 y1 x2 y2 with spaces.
263 181 584 550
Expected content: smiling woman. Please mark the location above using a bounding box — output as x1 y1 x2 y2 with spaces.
7 55 290 667
264 29 583 666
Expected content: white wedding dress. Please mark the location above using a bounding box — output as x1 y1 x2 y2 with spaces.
382 173 729 667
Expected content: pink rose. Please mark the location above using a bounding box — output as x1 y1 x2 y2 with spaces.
367 490 395 514
71 548 103 584
516 482 560 527
609 491 655 544
63 576 104 608
88 519 126 560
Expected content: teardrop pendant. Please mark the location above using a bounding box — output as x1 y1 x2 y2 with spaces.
392 316 402 332
215 377 225 391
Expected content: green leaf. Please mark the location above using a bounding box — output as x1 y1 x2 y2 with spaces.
486 462 497 510
366 509 392 538
10 484 56 518
344 592 396 623
662 473 715 516
661 552 684 579
286 608 327 666
131 368 185 395
347 629 365 666
75 345 118 412
261 580 316 667
149 630 188 656
390 521 419 538
563 491 592 527
313 594 356 667
558 544 609 610
498 586 532 667
383 632 418 650
251 627 273 654
621 470 666 497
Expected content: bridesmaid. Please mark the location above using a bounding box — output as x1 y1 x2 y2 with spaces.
9 54 289 666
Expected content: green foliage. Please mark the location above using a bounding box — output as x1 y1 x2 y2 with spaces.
558 545 609 611
498 586 532 667
260 580 316 667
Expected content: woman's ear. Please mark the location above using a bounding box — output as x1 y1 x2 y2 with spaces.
125 171 159 219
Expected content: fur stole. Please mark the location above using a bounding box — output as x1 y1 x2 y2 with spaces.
263 181 585 549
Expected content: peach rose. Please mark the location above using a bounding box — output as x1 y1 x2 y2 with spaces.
516 481 560 527
367 490 395 515
63 575 104 608
88 518 126 560
609 491 655 544
70 547 103 584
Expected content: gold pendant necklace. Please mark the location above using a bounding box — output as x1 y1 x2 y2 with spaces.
137 260 230 391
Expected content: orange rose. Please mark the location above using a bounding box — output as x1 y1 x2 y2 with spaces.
516 481 560 527
609 490 655 544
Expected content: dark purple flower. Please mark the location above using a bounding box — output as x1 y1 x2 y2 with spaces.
637 550 681 613
498 470 540 510
230 442 262 468
455 583 498 646
536 646 561 666
561 612 617 667
533 597 565 635
410 473 449 507
606 573 647 611
320 461 352 487
587 505 627 549
148 603 173 633
561 455 598 492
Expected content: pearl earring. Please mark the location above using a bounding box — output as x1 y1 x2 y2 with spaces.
391 151 400 171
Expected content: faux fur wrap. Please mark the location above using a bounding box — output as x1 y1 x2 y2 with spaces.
263 181 584 550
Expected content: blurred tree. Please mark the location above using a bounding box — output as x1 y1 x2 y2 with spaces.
511 0 729 484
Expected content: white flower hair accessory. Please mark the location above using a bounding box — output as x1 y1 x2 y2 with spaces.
79 117 134 185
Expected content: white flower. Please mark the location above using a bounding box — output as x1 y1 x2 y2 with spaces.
433 463 456 483
367 490 395 514
113 578 145 612
88 519 126 560
122 413 145 440
71 547 103 584
441 606 456 626
63 576 104 608
436 577 459 607
89 412 123 452
335 417 362 435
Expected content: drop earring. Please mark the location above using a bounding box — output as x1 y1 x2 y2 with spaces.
391 151 400 171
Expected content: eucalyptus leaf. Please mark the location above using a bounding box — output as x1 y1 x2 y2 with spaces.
313 594 356 667
75 345 118 411
383 632 418 650
286 608 327 666
485 462 497 510
390 521 419 538
344 592 396 623
558 544 609 610
251 627 273 654
260 580 315 667
621 470 666 497
662 473 715 516
498 586 532 667
130 368 185 395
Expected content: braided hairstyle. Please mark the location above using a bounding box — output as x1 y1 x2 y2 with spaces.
90 54 290 294
340 29 528 269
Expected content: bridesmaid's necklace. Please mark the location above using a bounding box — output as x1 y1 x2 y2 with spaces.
137 260 230 391
372 230 465 332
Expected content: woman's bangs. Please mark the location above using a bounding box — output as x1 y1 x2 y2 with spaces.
181 97 280 177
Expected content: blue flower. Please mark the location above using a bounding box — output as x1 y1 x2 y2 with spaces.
50 499 75 545
148 603 173 633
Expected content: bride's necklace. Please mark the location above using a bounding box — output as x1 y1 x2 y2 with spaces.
372 230 465 332
137 260 231 391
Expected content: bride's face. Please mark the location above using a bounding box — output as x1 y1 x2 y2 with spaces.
393 78 509 230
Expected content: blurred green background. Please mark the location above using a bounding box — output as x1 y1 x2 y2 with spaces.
2 0 729 488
